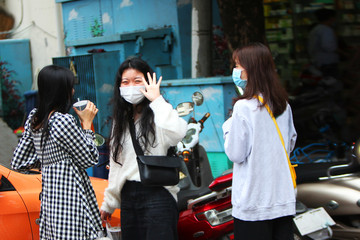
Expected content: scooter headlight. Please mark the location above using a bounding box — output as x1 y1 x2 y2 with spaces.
196 207 233 226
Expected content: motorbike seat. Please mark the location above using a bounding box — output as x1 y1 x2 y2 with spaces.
296 160 360 183
177 187 212 211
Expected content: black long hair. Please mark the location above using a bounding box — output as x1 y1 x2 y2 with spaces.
232 42 288 117
111 57 156 165
31 65 75 147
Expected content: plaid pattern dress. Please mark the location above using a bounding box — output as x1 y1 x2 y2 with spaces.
12 109 103 240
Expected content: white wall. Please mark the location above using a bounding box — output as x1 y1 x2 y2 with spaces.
4 0 65 89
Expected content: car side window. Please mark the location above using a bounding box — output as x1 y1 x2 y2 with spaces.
0 176 15 192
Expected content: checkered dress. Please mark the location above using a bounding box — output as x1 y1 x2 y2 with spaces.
12 109 103 240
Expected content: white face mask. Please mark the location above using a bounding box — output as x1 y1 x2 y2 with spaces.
119 86 146 104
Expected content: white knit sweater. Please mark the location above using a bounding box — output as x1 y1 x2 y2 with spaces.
101 96 187 214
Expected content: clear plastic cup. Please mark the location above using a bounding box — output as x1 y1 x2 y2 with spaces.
73 100 89 111
106 221 121 240
73 100 95 132
73 99 105 146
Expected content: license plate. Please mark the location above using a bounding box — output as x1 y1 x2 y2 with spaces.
293 207 335 236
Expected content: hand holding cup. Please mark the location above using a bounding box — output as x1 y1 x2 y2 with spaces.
73 100 98 130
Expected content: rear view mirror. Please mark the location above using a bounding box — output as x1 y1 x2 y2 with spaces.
191 92 204 106
176 102 194 117
94 133 105 147
236 86 244 96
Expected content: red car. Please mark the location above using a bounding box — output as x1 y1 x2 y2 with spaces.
0 163 120 240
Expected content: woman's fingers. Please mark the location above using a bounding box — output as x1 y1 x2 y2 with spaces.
157 75 163 86
85 101 98 114
100 210 111 222
73 107 80 115
152 72 157 84
147 72 153 84
141 72 162 102
146 72 162 85
142 77 149 87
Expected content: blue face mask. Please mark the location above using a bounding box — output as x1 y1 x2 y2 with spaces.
232 68 247 89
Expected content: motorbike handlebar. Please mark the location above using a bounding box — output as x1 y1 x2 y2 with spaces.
183 150 190 162
199 113 210 126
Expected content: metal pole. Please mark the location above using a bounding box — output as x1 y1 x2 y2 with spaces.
191 0 212 78
55 2 65 56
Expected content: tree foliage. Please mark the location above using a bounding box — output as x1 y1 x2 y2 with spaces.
0 61 24 130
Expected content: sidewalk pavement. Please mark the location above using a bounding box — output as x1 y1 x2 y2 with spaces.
0 117 19 169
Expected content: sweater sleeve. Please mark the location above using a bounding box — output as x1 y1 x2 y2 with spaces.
51 114 99 169
223 103 252 164
287 105 297 152
149 96 187 147
100 147 123 214
12 109 40 170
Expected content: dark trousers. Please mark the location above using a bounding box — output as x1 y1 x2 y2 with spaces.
234 216 294 240
120 181 179 240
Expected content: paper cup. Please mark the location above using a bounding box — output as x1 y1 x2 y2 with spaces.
73 100 88 111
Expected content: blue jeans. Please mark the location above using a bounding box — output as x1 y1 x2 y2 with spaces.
121 181 179 240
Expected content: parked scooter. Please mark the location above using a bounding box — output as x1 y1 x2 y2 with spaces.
295 139 360 239
176 91 234 239
288 86 360 239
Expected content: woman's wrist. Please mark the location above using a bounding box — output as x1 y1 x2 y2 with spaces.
82 121 92 130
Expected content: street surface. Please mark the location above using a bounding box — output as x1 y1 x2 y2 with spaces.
0 118 18 169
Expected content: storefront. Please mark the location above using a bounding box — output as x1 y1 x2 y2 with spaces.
264 0 360 89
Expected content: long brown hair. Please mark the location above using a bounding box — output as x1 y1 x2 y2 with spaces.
233 42 288 117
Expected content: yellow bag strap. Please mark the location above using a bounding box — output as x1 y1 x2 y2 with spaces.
257 96 297 188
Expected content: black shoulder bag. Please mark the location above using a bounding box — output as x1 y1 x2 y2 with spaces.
128 118 181 186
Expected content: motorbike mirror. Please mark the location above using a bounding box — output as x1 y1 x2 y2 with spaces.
94 133 105 147
191 92 204 106
236 86 244 96
176 102 194 117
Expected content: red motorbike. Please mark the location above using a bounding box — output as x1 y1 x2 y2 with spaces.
176 91 234 239
177 170 233 240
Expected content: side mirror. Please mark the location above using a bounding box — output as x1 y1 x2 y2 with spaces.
0 172 3 187
176 102 194 117
94 133 105 147
191 91 204 106
236 86 244 96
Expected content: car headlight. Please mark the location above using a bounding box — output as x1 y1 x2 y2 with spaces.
196 207 233 226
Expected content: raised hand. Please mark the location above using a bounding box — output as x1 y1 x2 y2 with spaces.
140 72 162 102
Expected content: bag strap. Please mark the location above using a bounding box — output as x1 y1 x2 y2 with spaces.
257 96 297 188
128 117 144 156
